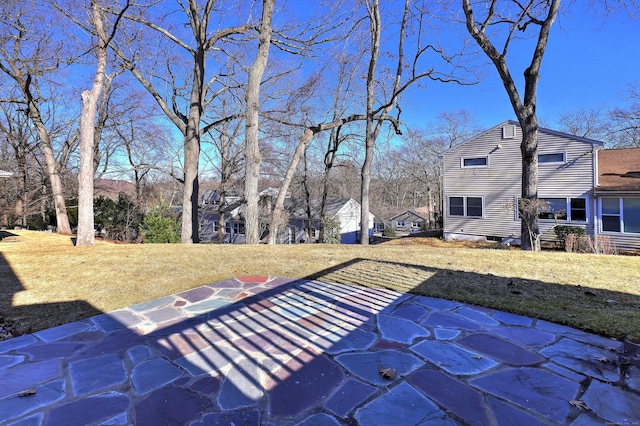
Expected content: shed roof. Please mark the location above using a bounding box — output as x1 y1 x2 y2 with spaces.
597 147 640 193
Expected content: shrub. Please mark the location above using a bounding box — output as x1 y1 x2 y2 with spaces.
321 215 341 244
382 227 397 238
554 225 587 250
140 201 179 243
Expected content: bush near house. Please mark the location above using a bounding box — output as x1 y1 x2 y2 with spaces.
554 225 587 252
382 227 397 238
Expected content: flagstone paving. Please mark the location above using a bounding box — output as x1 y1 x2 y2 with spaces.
0 276 639 425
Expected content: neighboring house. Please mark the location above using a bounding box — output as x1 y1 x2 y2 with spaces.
443 121 603 246
594 147 640 250
0 170 12 178
198 191 374 244
390 208 430 233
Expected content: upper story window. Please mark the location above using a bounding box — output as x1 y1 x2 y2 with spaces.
461 156 488 168
538 152 565 164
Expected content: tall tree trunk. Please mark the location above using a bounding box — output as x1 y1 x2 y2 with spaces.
77 1 109 247
360 0 381 245
33 114 71 235
244 0 275 244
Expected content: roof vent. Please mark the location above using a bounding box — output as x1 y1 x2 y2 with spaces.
502 125 516 139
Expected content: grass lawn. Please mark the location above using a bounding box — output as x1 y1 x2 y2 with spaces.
1 230 639 342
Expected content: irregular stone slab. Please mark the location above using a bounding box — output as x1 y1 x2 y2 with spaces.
129 296 176 313
178 286 216 303
218 359 263 410
143 306 183 323
488 397 548 426
0 334 37 354
410 369 491 425
192 410 260 426
355 382 455 425
453 307 500 326
543 363 586 383
132 358 183 395
102 412 128 425
536 321 623 351
297 413 341 425
134 387 211 425
457 333 545 366
45 392 129 426
336 349 424 385
0 380 65 421
422 312 484 331
377 315 430 344
69 353 126 396
413 296 460 310
324 378 377 418
627 366 640 392
19 342 84 362
581 379 640 424
175 343 244 376
470 367 579 423
321 328 377 355
433 328 461 340
491 326 555 347
571 413 607 425
539 338 619 382
183 298 235 317
0 354 24 370
34 322 89 343
267 354 344 418
411 341 497 375
9 413 44 425
72 329 143 360
492 311 534 326
0 359 61 398
92 310 141 332
127 345 151 363
390 303 430 321
191 375 221 395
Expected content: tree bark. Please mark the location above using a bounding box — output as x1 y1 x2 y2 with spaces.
76 1 110 247
244 0 275 244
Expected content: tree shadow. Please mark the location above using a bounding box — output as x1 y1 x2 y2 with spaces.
1 258 639 424
0 253 103 337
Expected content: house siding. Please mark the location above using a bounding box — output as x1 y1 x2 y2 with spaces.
444 122 598 243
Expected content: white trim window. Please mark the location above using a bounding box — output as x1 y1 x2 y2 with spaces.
517 197 588 222
538 197 587 222
448 196 483 218
538 152 566 164
600 197 640 233
461 156 488 168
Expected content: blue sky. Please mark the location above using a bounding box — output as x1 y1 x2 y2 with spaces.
401 8 640 131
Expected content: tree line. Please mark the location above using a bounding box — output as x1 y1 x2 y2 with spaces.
0 0 638 249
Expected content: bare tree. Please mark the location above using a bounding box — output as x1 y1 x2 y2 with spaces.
610 83 640 147
461 0 561 251
0 2 73 234
244 0 276 244
76 0 129 246
113 1 251 243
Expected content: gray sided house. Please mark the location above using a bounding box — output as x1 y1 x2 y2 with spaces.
443 121 602 246
390 208 430 233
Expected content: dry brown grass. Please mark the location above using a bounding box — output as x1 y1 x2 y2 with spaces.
1 230 639 341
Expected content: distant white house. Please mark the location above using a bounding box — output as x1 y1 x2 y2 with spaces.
0 170 12 178
198 190 374 244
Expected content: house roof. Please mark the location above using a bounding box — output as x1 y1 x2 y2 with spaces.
0 170 13 178
285 197 354 220
596 147 640 193
390 207 429 221
445 120 605 155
